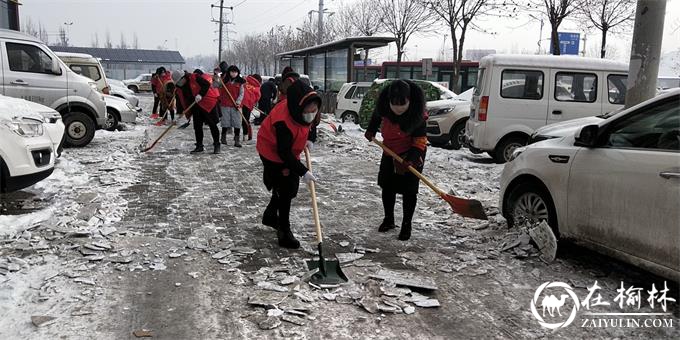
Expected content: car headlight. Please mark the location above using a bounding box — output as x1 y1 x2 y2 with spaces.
529 133 558 145
125 102 136 110
428 108 451 117
1 117 44 137
508 146 527 162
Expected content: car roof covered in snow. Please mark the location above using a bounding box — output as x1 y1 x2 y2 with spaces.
480 54 628 72
55 52 97 60
0 28 46 44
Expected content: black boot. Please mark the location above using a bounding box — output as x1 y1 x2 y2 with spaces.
399 194 417 241
213 144 221 154
277 226 300 249
221 128 228 145
234 134 242 148
262 194 278 229
398 223 412 241
378 218 396 232
190 145 204 153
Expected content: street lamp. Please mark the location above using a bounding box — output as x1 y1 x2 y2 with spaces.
64 21 73 45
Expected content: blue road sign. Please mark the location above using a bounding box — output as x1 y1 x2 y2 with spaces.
551 32 580 55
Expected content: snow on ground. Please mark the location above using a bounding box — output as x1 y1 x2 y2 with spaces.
0 95 677 339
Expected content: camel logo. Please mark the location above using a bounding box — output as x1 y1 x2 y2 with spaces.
531 282 580 329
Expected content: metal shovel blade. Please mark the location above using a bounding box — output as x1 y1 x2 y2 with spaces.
305 243 348 285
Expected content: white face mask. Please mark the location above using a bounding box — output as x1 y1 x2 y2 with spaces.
303 111 317 123
390 102 410 116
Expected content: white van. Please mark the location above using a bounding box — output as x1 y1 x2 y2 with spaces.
335 82 371 123
0 29 107 147
465 54 628 163
55 52 138 131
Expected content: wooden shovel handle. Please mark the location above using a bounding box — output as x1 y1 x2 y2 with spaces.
304 147 323 244
219 79 250 127
372 138 445 197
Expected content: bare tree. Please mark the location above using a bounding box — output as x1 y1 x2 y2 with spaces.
133 33 140 49
91 32 100 48
118 32 128 49
352 1 384 36
22 17 38 37
579 0 635 58
421 0 510 92
378 0 434 66
518 0 579 55
58 26 69 47
105 30 113 49
38 22 49 44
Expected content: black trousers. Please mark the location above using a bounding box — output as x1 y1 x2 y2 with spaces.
382 189 417 226
261 156 300 231
152 95 160 113
193 106 220 147
242 106 252 132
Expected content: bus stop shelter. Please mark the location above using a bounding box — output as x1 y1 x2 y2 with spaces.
277 36 396 92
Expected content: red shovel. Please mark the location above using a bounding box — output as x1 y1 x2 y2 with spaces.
372 139 487 220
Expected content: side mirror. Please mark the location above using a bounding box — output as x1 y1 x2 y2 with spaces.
574 124 599 147
51 62 62 75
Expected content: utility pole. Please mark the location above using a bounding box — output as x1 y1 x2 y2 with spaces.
317 0 324 45
625 0 667 108
211 1 233 61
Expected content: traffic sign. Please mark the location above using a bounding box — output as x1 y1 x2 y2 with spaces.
551 32 580 55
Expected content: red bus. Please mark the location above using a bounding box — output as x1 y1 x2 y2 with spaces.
353 61 479 93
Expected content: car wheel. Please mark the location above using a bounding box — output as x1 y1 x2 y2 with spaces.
105 109 120 132
505 181 558 236
448 121 466 150
128 85 139 93
494 136 527 163
63 112 96 147
341 111 359 124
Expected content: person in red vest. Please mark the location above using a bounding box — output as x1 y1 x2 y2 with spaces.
241 74 262 140
176 69 221 154
256 79 321 249
150 67 165 119
219 65 246 147
364 79 427 241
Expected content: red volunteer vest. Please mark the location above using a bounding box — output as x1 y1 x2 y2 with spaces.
242 76 261 110
189 73 219 112
220 80 242 107
381 112 429 155
256 99 310 164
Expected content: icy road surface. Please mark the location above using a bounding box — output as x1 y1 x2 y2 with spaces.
0 94 677 339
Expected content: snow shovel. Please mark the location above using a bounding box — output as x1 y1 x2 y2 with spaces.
142 102 196 152
303 147 348 285
372 139 488 220
219 80 253 140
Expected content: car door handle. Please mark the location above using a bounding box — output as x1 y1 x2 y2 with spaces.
11 79 29 86
352 101 358 104
659 172 680 179
552 110 562 115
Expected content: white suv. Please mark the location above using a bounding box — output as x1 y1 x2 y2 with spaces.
500 89 680 280
0 96 58 193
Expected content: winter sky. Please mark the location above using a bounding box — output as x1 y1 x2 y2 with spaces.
20 0 680 65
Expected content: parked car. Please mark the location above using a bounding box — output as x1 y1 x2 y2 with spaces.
104 95 138 131
466 54 629 163
0 95 61 193
358 79 456 129
500 88 680 281
0 29 107 147
109 84 141 109
54 52 138 131
657 76 680 90
123 73 153 93
335 82 372 123
427 88 474 149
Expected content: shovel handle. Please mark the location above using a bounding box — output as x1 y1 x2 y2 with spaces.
220 79 251 128
304 148 323 244
372 138 446 197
